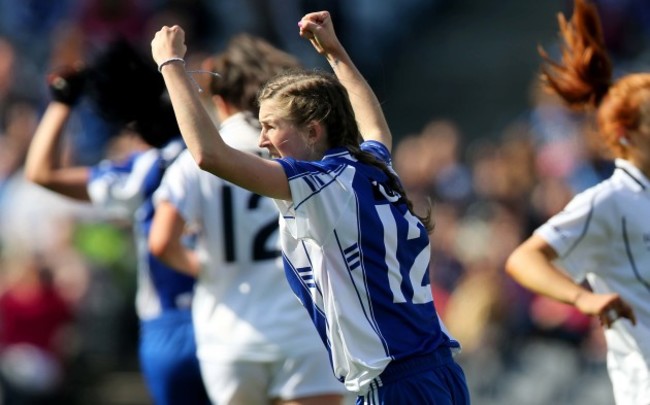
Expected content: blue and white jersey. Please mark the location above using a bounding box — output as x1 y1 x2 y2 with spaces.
273 140 457 394
88 138 195 320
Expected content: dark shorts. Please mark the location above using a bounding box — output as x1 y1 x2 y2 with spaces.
357 347 470 405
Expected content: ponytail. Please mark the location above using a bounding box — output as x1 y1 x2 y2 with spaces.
538 0 612 110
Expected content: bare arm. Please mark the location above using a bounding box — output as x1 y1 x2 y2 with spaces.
299 11 392 150
24 101 90 201
151 26 291 200
149 201 200 277
505 234 636 327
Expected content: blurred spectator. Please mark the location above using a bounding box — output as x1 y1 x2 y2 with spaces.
335 0 446 82
0 0 72 98
588 0 650 61
0 253 76 404
0 98 39 194
428 202 465 309
76 0 151 49
419 119 473 207
393 119 473 214
0 36 40 195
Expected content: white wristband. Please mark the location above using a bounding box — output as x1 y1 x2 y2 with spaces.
158 57 185 73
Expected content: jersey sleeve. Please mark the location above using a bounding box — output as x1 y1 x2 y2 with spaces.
87 152 149 219
153 150 202 225
275 158 355 243
360 140 392 165
534 185 613 281
275 142 390 243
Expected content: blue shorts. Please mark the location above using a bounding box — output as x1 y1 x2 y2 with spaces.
357 347 470 405
139 310 209 405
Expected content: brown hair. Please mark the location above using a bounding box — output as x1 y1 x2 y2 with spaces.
539 0 650 159
206 34 301 115
258 69 433 232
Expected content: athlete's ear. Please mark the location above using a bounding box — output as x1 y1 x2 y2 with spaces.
307 120 324 146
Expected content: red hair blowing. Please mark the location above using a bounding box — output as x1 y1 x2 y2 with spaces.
539 0 650 159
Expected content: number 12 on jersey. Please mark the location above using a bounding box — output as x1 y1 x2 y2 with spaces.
221 185 280 263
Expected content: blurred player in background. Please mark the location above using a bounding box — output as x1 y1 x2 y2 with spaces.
23 40 209 405
506 0 649 403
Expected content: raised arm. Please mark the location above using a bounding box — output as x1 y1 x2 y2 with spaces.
505 234 636 328
298 11 392 150
151 26 290 200
24 101 90 201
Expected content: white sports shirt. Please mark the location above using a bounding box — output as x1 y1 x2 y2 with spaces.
154 112 327 362
535 158 650 404
274 141 457 394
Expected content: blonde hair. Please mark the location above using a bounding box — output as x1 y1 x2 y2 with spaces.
259 69 433 232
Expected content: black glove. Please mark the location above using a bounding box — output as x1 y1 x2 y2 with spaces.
47 65 87 106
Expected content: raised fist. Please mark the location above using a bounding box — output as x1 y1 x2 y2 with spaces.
47 65 87 106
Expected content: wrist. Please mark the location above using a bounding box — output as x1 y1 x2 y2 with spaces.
158 57 186 73
571 290 585 306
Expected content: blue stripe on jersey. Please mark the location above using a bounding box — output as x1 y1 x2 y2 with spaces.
334 229 391 356
303 175 317 192
283 269 327 343
290 166 347 211
282 251 340 379
344 243 362 270
313 175 326 186
282 247 326 323
297 266 316 288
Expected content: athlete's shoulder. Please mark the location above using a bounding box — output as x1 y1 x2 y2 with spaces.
360 140 391 164
276 156 338 180
610 159 650 194
566 177 619 209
